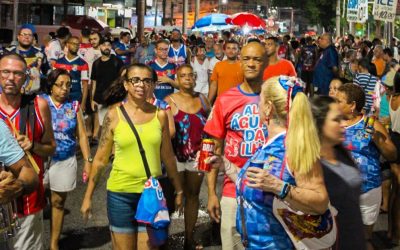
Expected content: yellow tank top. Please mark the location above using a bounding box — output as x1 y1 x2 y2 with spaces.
107 106 162 193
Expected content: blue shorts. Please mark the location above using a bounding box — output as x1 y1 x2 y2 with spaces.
107 191 147 233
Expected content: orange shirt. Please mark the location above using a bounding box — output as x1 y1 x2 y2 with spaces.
210 60 244 96
262 59 296 81
373 58 386 77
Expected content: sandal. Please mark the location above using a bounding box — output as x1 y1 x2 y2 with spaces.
184 240 203 250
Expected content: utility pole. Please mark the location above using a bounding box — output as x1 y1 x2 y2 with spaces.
182 0 188 34
63 0 68 20
13 0 18 41
336 0 341 37
154 0 158 26
171 2 174 25
137 0 145 39
290 7 294 35
194 0 200 23
162 0 166 25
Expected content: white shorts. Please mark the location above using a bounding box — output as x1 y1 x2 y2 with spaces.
98 104 108 125
176 161 199 172
360 186 382 226
45 156 77 192
13 211 44 250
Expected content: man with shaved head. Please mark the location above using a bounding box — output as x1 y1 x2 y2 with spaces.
204 41 268 250
313 33 339 95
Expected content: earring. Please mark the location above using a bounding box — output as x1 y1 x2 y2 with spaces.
265 112 270 125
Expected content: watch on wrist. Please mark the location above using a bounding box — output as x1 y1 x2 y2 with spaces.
86 157 93 163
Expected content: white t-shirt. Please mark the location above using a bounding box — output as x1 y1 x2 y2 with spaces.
191 57 210 95
208 55 227 75
84 48 102 75
47 39 63 62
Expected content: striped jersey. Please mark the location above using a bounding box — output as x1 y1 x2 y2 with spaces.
147 60 176 100
354 73 378 112
0 95 46 216
53 56 89 102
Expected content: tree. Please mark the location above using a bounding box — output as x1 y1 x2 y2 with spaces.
272 0 336 30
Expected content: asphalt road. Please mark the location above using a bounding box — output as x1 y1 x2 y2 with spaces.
41 149 400 250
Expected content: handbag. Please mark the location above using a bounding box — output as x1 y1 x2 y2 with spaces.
272 159 338 250
119 105 170 230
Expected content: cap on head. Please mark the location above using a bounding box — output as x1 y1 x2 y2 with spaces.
20 23 36 34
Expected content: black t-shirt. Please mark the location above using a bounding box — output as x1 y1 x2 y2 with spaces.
321 155 366 250
91 55 123 104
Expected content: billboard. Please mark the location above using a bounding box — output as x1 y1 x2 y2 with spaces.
347 0 359 22
373 0 398 22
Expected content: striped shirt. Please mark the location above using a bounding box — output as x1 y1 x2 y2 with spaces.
354 73 377 112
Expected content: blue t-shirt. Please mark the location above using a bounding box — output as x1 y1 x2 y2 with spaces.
148 60 176 100
113 41 131 65
0 119 24 166
313 45 339 95
236 132 294 249
43 95 79 162
344 117 381 193
53 56 89 102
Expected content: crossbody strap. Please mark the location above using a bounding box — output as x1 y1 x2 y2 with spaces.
120 105 151 179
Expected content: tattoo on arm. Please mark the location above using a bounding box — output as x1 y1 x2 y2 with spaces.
99 114 112 148
92 167 105 184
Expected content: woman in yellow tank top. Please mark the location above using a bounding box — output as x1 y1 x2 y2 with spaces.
81 63 183 250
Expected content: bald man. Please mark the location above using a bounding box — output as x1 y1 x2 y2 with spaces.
204 41 268 250
313 33 339 95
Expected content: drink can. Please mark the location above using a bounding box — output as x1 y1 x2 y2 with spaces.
198 139 215 172
249 160 265 169
82 172 88 184
365 115 375 136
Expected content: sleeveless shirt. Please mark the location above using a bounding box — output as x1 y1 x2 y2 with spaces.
107 106 162 193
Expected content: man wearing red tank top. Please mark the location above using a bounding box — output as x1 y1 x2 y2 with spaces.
0 54 56 250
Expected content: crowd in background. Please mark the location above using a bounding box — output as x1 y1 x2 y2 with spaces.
0 22 400 250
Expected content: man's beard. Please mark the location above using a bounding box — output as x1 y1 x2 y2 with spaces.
19 43 31 50
171 38 181 43
101 50 111 56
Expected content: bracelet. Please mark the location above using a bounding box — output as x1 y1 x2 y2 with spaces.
277 182 291 200
175 190 183 195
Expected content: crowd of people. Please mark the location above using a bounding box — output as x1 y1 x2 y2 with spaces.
0 22 399 250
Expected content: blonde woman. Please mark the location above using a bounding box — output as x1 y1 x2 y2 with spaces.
209 76 329 249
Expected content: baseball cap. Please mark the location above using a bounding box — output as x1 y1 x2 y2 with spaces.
20 24 36 34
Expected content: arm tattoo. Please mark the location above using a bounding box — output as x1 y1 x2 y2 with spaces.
92 167 106 184
99 114 112 148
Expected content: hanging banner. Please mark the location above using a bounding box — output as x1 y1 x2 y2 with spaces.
357 0 368 23
347 0 359 22
373 0 398 22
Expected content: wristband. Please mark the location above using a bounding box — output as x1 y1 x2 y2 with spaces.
277 182 291 200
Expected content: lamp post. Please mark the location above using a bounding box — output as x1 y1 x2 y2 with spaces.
182 0 188 33
13 0 18 41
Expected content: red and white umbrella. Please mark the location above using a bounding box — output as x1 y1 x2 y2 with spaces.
226 12 266 30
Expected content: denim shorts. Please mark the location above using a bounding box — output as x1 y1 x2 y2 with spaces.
107 191 146 233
